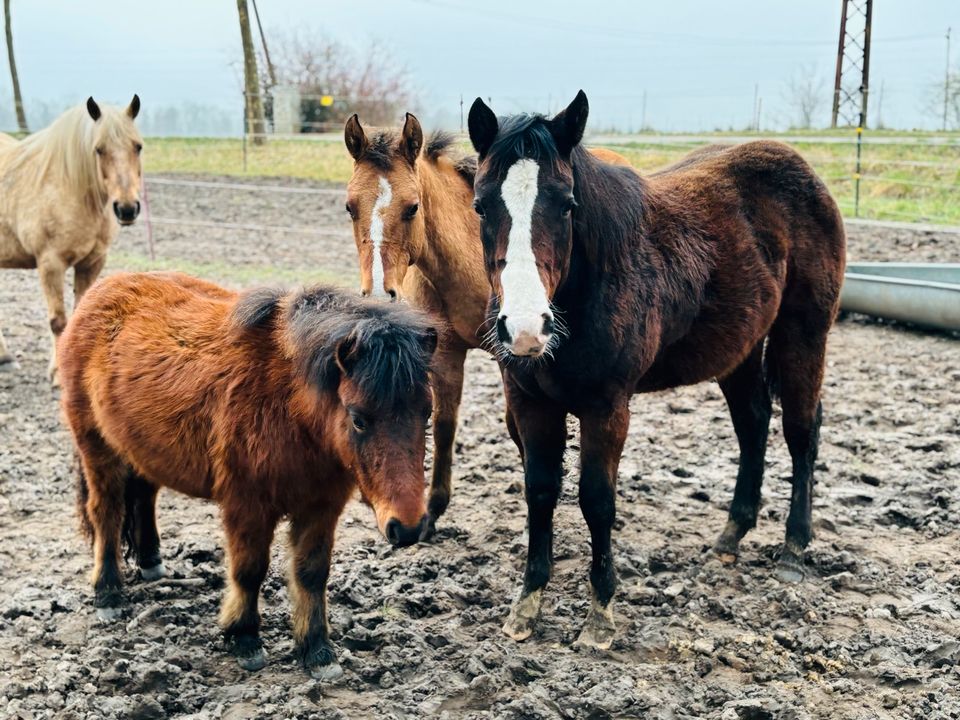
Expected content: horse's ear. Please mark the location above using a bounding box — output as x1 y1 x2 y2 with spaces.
86 97 102 122
549 89 589 156
419 326 438 358
335 334 359 376
468 97 498 159
127 94 141 120
400 112 423 166
344 114 367 162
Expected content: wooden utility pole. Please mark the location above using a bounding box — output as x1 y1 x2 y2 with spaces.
4 0 27 132
944 27 952 132
237 0 266 145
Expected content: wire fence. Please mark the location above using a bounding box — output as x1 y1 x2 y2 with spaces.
137 127 959 255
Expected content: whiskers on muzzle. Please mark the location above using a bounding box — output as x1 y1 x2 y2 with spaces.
479 303 567 366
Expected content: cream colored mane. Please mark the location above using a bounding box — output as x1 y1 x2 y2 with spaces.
0 103 141 211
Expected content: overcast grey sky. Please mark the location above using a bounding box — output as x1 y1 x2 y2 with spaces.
2 0 957 133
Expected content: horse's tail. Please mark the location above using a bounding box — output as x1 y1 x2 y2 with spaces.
762 335 782 402
75 451 143 561
74 452 94 540
121 473 153 561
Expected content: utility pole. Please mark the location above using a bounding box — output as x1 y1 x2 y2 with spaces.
944 27 952 132
831 0 873 128
251 0 276 88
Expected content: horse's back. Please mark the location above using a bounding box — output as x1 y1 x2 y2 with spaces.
60 272 240 496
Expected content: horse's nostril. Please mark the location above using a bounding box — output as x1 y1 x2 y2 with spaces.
112 201 120 218
496 316 511 344
385 518 401 545
542 314 556 336
134 201 141 217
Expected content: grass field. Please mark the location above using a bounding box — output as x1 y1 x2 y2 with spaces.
142 132 960 225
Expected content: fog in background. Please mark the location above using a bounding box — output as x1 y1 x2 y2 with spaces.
0 0 956 135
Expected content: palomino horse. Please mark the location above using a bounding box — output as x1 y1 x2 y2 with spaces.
0 95 142 383
59 272 437 677
343 113 631 532
468 91 845 649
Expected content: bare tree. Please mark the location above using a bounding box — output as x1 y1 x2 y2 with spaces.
4 0 26 132
262 29 418 130
783 66 827 129
926 69 960 130
237 0 265 145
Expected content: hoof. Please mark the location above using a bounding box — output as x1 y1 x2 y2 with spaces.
419 515 437 543
0 357 18 372
775 544 807 583
502 588 542 642
713 520 747 564
237 648 267 672
96 606 123 622
309 660 344 682
139 563 167 581
575 596 616 651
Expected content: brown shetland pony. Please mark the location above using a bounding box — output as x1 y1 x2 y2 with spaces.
343 113 631 532
59 272 437 678
468 92 845 650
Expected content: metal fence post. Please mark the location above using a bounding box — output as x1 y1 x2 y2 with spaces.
854 126 863 217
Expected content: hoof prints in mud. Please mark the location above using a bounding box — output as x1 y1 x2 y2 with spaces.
1 176 959 718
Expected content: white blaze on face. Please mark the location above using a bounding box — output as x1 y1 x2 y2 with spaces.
369 176 392 298
499 158 553 356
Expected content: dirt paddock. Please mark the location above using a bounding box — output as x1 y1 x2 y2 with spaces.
1 175 958 719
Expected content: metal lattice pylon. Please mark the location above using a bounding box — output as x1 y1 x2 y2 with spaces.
831 0 873 128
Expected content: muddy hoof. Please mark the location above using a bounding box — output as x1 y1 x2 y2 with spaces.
0 357 19 372
775 546 806 583
575 599 616 651
302 643 343 681
310 660 344 682
139 563 167 581
96 606 123 622
237 648 267 672
713 520 746 564
419 515 438 542
502 589 542 641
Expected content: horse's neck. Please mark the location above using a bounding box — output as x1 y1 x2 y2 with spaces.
415 158 479 283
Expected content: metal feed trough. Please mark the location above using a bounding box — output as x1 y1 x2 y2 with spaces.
841 263 960 332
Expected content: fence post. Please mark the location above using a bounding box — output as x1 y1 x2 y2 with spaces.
854 126 863 217
242 92 248 173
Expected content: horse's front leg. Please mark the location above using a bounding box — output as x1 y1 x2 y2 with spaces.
36 253 67 385
502 380 567 641
74 252 107 304
220 504 276 671
288 511 343 681
575 402 630 650
425 341 468 533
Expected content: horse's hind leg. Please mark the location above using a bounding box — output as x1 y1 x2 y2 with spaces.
767 314 830 583
36 254 67 385
714 344 772 563
76 431 130 620
127 475 166 580
288 510 342 681
219 502 276 671
425 342 468 534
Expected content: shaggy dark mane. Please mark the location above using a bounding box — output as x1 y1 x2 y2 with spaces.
486 113 561 174
282 286 435 411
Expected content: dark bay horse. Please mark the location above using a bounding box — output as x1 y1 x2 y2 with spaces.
343 113 632 533
468 91 845 649
59 272 437 677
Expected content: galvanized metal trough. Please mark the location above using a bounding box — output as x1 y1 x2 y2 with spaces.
841 263 960 332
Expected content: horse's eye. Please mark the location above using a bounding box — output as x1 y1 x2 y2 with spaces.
561 197 577 218
95 146 104 156
134 142 143 154
349 411 367 433
345 202 358 221
473 199 485 218
402 203 419 221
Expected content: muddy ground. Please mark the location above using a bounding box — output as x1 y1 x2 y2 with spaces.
1 175 958 720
